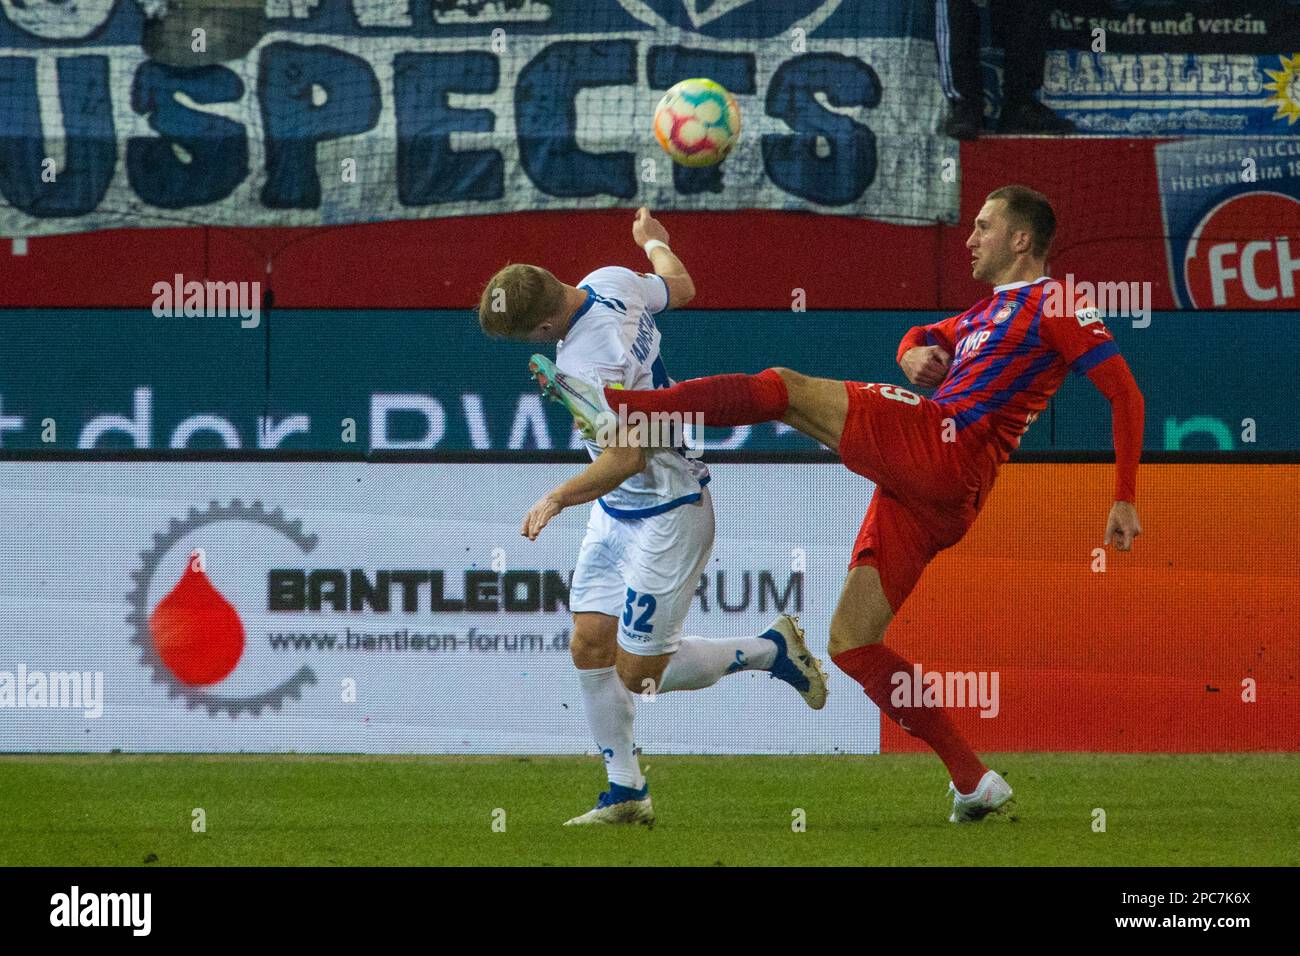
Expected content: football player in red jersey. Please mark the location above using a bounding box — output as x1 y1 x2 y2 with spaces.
528 185 1144 822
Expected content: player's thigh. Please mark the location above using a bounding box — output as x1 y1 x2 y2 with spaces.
838 383 966 501
828 565 895 657
614 491 715 688
770 367 849 451
569 506 626 669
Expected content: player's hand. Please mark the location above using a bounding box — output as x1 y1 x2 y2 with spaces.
900 346 951 389
1104 500 1142 551
633 207 670 249
521 493 564 541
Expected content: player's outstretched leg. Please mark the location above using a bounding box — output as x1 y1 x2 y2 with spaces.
530 353 788 431
649 614 828 709
530 355 848 450
829 566 1013 823
606 368 793 427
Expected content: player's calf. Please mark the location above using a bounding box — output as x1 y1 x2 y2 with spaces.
615 651 670 698
829 568 993 804
616 617 828 709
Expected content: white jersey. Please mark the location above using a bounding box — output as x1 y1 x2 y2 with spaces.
555 266 710 518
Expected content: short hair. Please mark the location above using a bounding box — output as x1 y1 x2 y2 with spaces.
986 185 1056 258
477 264 567 338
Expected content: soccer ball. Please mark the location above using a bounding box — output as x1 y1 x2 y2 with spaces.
653 78 741 168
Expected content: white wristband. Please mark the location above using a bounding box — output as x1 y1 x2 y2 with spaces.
643 239 670 257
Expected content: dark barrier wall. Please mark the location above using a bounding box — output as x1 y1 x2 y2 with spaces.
0 309 1292 452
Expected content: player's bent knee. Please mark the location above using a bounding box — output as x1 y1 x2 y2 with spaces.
569 617 617 669
767 366 803 389
571 642 614 670
827 616 885 659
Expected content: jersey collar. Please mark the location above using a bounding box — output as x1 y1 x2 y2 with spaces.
568 286 597 332
992 275 1051 294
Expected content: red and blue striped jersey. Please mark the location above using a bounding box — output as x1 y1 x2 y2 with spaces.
913 276 1120 462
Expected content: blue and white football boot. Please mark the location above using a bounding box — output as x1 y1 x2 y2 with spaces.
760 614 829 710
563 782 655 827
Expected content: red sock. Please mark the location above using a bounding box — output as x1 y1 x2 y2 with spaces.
833 644 988 794
603 369 788 427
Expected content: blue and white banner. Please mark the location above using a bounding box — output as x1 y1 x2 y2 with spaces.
1036 1 1300 135
0 0 957 236
1042 51 1300 135
1155 137 1300 308
0 461 879 754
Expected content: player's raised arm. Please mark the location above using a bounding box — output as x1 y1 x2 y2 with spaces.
632 207 694 308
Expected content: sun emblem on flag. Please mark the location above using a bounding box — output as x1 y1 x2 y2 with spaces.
1263 54 1300 125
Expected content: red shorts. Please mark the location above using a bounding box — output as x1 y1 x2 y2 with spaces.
838 382 1000 612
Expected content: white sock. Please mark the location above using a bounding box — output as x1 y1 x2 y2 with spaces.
656 635 778 692
577 665 644 790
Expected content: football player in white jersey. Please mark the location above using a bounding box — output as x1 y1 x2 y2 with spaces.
478 207 828 826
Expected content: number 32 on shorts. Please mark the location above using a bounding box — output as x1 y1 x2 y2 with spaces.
622 587 657 634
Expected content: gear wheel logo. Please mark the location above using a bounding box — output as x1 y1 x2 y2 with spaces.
126 500 319 717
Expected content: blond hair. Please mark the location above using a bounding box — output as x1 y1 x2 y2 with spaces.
477 264 567 338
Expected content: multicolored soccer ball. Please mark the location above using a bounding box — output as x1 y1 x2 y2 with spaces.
653 78 741 168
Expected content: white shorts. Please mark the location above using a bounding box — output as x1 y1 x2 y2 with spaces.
569 486 715 656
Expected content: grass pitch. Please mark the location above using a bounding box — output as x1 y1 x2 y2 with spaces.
1 753 1296 867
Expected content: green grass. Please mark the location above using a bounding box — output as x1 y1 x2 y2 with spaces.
1 754 1296 866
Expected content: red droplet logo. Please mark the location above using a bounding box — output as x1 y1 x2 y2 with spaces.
149 552 245 686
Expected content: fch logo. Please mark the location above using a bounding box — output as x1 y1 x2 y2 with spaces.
1156 137 1300 310
1183 191 1300 309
